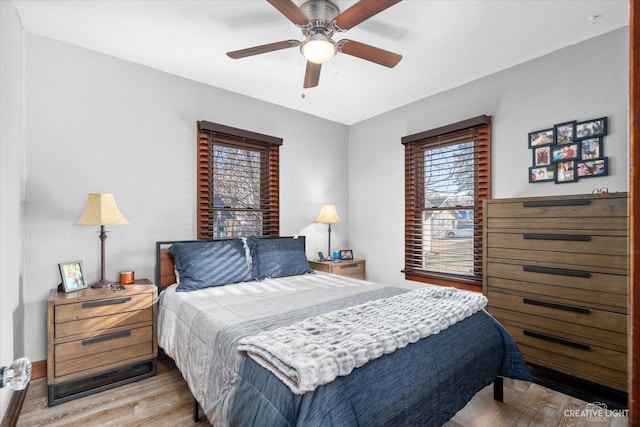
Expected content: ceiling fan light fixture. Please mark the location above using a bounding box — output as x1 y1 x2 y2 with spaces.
301 35 337 64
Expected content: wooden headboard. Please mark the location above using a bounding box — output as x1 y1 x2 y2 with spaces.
155 241 180 289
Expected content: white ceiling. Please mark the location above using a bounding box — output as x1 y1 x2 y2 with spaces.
12 0 629 125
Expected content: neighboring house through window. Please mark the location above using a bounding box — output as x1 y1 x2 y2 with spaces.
402 115 491 292
197 121 281 239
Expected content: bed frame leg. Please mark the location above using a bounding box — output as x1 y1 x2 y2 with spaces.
493 376 504 402
193 398 200 423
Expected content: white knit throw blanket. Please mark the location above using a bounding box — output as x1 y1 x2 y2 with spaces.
238 287 488 394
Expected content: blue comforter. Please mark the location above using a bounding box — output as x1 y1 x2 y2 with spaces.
228 310 531 426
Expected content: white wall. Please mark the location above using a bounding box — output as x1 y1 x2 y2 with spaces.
348 28 629 287
22 34 350 361
0 0 25 415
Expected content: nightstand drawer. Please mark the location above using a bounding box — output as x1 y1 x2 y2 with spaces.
55 325 153 363
332 262 365 278
309 259 366 280
55 306 153 338
55 341 154 378
55 293 153 322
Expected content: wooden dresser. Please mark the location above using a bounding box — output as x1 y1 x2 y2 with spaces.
483 193 628 392
308 259 366 280
47 281 157 405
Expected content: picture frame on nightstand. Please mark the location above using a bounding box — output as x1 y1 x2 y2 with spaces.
340 249 354 260
58 260 87 292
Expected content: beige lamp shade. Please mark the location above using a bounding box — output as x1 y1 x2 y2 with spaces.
75 193 129 226
314 204 340 224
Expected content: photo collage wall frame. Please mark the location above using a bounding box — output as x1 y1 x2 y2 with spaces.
528 117 609 184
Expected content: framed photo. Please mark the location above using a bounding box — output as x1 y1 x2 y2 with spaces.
580 137 602 160
576 117 608 139
551 143 579 162
576 158 609 178
532 146 551 166
554 121 576 144
529 166 555 183
555 161 577 184
339 249 354 260
528 128 554 148
58 261 87 292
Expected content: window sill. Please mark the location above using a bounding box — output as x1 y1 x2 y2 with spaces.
404 271 482 293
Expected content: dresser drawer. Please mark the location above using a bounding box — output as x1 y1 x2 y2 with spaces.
502 323 627 391
55 293 153 322
487 232 627 257
502 322 627 372
485 196 627 221
487 247 627 274
486 277 627 312
489 306 627 351
486 216 628 234
487 290 627 333
55 307 153 338
514 342 627 391
486 262 627 295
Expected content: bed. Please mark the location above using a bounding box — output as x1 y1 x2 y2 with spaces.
155 236 531 426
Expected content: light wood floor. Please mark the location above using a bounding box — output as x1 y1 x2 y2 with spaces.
17 355 628 426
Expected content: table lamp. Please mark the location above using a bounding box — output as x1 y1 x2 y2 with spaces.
75 193 129 288
314 204 340 259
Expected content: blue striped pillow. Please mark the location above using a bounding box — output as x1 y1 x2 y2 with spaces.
248 236 314 280
170 239 253 292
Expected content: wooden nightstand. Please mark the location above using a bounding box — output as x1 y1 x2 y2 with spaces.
46 279 157 406
308 259 366 280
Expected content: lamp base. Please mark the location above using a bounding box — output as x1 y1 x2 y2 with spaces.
91 278 113 288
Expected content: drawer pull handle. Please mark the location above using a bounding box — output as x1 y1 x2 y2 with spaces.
82 330 131 346
523 265 590 278
82 296 131 309
339 264 357 269
523 330 590 351
523 298 590 314
523 199 591 207
523 233 591 242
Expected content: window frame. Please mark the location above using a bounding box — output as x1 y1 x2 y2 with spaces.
401 115 492 292
197 121 282 240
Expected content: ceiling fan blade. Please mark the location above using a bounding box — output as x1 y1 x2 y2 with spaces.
338 39 402 68
303 61 322 88
227 40 300 59
334 0 402 31
267 0 310 26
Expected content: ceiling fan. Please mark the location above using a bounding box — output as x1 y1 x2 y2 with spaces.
226 0 403 88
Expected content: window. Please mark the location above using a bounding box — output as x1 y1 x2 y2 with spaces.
197 121 282 239
402 115 491 292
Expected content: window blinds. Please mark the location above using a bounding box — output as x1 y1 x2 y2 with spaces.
402 116 491 290
197 121 281 240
